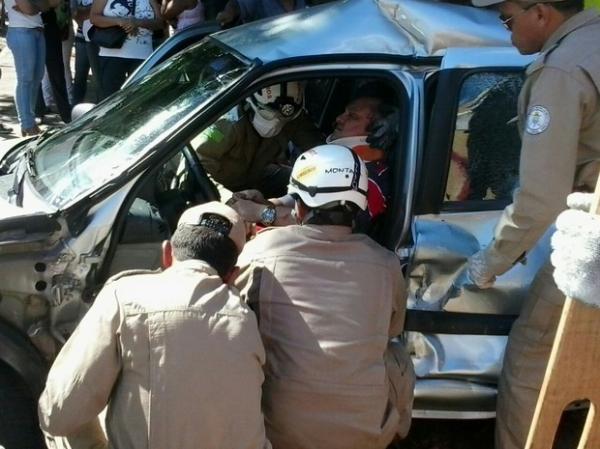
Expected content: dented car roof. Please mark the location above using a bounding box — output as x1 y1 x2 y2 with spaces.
215 0 511 61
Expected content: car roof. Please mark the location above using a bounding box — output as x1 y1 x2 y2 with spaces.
214 0 512 61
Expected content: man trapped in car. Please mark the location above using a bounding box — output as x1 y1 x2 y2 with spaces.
468 0 600 448
228 90 396 232
235 144 415 449
38 202 270 449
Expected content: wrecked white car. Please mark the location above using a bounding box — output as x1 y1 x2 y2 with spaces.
0 0 542 445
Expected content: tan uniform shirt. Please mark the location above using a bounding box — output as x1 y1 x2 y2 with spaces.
196 110 323 192
236 225 414 449
39 261 270 449
483 9 600 274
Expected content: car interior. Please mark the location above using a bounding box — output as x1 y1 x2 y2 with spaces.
101 74 409 280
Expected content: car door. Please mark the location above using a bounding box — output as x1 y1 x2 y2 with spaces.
406 47 549 419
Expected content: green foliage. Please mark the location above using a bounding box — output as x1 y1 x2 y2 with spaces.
586 0 600 9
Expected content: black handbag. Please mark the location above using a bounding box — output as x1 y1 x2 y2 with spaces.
88 25 127 48
88 0 137 49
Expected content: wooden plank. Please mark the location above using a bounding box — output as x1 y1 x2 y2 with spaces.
525 175 600 449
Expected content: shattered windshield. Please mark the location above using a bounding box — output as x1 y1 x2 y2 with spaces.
29 40 250 209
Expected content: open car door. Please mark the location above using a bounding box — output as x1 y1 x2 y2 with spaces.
406 47 546 419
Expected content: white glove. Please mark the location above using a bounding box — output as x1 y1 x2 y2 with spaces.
466 249 497 289
551 193 600 307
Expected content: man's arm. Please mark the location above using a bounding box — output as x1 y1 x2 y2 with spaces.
472 67 590 283
39 285 122 437
228 194 295 226
194 117 240 182
14 0 56 15
215 0 239 25
161 0 196 20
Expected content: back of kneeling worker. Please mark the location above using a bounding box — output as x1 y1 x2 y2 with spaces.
236 144 415 449
39 202 271 449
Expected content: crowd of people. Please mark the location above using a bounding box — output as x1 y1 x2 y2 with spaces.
1 0 331 136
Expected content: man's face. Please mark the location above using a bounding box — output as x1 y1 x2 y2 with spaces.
499 1 547 54
331 97 379 140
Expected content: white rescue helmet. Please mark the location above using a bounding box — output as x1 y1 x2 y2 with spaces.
288 144 368 211
250 81 303 119
247 82 303 137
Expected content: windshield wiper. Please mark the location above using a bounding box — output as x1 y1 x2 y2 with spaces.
25 146 37 178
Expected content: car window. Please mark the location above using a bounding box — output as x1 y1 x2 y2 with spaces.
444 72 524 204
106 149 206 276
28 40 251 209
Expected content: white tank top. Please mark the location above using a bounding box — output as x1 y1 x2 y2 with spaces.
5 0 43 28
99 0 154 60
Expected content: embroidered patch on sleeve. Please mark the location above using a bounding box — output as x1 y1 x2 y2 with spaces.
525 106 550 135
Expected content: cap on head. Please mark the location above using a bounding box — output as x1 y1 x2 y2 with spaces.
288 144 369 211
177 202 246 253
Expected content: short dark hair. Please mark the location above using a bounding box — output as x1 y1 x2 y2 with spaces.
353 81 396 104
550 0 583 13
170 225 238 278
299 199 358 227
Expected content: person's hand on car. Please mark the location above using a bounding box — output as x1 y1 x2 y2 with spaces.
551 192 600 306
465 249 497 289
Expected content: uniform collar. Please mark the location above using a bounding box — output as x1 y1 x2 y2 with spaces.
542 9 600 54
301 224 354 239
170 259 219 276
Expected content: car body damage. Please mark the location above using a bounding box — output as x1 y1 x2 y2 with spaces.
0 0 542 422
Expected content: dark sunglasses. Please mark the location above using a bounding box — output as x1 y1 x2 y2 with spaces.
499 3 537 30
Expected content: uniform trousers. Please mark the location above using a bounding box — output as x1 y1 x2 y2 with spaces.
495 261 565 449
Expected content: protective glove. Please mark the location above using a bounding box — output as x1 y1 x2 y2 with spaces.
465 249 497 289
551 193 600 307
366 105 401 152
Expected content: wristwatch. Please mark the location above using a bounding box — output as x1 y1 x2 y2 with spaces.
259 205 277 226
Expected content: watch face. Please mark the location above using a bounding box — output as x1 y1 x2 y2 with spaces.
261 206 277 225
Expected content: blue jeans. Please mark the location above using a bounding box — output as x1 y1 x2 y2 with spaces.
7 27 46 129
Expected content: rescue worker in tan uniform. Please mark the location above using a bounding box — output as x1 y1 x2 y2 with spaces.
39 202 270 449
469 0 600 448
236 144 415 449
